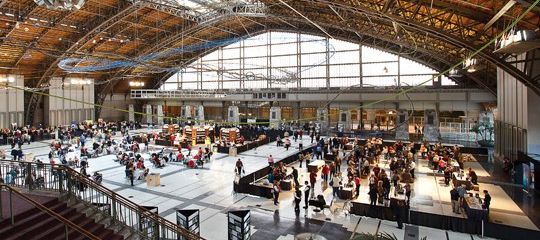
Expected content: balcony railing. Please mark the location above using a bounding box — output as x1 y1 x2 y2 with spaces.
0 159 203 240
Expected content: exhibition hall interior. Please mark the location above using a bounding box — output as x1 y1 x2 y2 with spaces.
1 0 540 239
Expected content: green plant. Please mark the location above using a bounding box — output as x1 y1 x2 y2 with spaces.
471 121 494 143
352 231 428 240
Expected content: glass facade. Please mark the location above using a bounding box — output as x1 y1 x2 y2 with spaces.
161 31 455 90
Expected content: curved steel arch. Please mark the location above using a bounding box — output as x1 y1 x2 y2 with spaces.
274 0 539 95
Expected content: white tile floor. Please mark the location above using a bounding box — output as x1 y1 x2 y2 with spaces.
0 130 520 240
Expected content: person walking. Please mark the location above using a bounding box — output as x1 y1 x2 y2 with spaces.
309 170 317 190
272 181 281 205
354 175 361 198
294 186 301 213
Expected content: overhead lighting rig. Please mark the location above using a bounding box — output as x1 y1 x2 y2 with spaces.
33 0 86 11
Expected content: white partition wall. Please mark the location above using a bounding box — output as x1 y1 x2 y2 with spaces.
0 75 24 129
45 77 95 126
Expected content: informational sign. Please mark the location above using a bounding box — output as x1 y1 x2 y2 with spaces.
523 163 530 189
404 225 419 240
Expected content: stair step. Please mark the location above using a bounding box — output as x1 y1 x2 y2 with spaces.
0 201 68 236
1 195 126 240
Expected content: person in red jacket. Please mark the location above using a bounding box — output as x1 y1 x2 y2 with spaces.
322 164 330 183
309 170 317 190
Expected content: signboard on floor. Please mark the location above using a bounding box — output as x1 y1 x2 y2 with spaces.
404 225 419 240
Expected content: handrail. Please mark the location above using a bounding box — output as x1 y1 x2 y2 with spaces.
0 184 100 240
57 166 203 240
0 159 203 240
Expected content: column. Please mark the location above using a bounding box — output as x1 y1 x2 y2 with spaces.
156 105 164 125
228 106 240 123
365 109 376 130
338 110 351 131
145 105 152 125
128 104 135 122
196 105 205 122
183 106 192 119
316 108 328 132
423 109 440 142
395 109 410 140
270 106 281 128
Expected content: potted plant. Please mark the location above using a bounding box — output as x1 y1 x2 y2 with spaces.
471 121 494 147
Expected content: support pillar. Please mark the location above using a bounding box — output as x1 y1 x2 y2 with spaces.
145 105 152 125
270 106 281 128
366 109 376 130
316 108 328 132
228 106 240 123
338 110 351 131
128 104 135 122
195 105 205 122
182 106 192 119
423 109 440 142
156 105 164 125
395 109 410 141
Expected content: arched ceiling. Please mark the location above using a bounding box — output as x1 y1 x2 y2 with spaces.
0 0 538 123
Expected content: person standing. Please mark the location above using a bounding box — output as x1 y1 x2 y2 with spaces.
332 173 341 198
450 186 460 214
457 184 466 209
298 153 304 168
303 181 312 209
369 186 378 206
294 186 301 213
309 170 317 190
483 190 491 214
292 166 299 187
404 183 411 206
354 175 361 198
268 155 274 167
409 160 416 178
272 181 281 205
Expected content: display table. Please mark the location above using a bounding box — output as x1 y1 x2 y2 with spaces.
452 172 473 190
338 187 354 200
147 173 161 187
280 180 293 191
307 160 325 172
464 196 488 221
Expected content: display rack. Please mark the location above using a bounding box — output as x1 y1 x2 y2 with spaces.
228 210 251 240
220 127 239 143
183 125 214 144
176 209 200 239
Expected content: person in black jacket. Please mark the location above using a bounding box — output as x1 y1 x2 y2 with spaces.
483 190 491 213
291 166 299 186
294 186 301 213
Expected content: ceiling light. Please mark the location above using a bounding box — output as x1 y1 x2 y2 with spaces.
24 27 29 32
99 37 103 40
58 37 62 41
92 39 96 44
120 39 124 43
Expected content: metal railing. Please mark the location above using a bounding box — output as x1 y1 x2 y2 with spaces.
0 159 203 240
0 184 100 240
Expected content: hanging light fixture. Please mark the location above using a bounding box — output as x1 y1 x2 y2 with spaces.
33 0 86 11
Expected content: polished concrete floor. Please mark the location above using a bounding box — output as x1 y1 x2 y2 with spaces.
2 129 536 239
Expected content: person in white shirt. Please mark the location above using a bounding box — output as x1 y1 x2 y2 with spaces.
409 161 416 178
268 155 274 166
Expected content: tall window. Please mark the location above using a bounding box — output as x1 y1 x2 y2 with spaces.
161 31 454 90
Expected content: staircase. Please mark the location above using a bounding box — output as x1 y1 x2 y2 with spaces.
0 194 125 240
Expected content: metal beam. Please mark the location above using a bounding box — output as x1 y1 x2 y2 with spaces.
515 0 540 13
484 1 517 31
25 0 143 125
